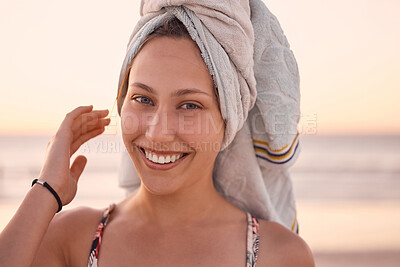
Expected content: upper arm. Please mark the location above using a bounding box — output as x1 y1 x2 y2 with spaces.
32 207 102 267
31 211 69 267
257 220 315 267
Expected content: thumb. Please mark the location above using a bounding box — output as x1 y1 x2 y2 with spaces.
70 155 87 182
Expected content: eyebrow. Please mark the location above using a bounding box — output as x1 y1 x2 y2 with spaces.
129 82 211 97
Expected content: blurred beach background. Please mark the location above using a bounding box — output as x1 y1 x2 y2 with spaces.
1 0 399 266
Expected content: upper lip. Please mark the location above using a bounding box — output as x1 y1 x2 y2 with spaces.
137 145 190 155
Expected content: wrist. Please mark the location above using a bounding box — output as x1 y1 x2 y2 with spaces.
31 179 63 213
29 185 59 214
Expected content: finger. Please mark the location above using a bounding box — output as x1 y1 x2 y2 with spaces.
72 114 108 140
70 155 87 182
72 109 109 134
70 127 106 156
60 105 94 129
71 110 109 141
72 118 110 143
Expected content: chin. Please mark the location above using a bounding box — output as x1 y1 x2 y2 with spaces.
139 175 185 196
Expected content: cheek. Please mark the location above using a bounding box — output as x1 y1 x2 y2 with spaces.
179 111 225 150
120 102 145 151
120 95 151 134
121 110 141 136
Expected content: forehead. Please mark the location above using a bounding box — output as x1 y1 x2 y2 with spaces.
128 37 214 93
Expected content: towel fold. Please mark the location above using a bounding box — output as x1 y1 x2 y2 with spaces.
119 0 257 149
117 0 301 232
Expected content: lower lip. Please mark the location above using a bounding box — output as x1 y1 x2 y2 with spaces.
137 147 189 171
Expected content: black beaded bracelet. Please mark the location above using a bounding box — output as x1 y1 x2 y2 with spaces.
31 178 63 213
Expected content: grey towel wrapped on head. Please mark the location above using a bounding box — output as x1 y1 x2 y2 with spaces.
117 0 301 232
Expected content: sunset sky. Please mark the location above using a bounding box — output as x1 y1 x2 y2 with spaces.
0 0 399 135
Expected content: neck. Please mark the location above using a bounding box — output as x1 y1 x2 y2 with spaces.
122 175 228 227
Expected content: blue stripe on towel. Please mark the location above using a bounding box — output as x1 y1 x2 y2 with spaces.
255 141 299 164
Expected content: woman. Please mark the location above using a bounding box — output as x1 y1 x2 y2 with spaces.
0 3 314 267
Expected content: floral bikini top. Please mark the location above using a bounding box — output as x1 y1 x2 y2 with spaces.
88 204 260 267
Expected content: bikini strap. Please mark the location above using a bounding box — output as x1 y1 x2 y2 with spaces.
88 204 116 267
246 212 260 267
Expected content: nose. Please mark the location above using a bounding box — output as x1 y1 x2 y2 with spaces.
144 108 176 143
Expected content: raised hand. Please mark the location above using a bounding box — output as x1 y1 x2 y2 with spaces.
38 105 111 206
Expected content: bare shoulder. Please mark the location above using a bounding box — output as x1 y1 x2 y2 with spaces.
33 206 104 266
256 219 315 267
50 206 104 235
51 206 104 231
49 206 105 253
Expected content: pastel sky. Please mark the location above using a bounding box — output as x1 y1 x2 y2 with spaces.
0 0 399 135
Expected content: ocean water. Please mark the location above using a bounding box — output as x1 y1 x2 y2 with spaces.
291 135 400 201
0 134 399 204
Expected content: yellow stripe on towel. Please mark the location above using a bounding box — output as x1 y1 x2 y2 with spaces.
253 139 289 152
291 213 297 232
254 133 299 161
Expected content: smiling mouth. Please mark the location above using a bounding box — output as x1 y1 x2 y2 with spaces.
138 146 189 164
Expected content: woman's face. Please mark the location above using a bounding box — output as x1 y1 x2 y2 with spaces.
121 36 224 195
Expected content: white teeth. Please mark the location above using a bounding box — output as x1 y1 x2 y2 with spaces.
141 148 185 164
